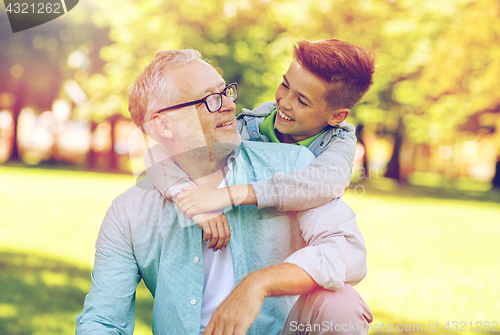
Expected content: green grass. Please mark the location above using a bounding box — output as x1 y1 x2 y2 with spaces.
1 165 499 334
0 165 154 335
345 179 500 333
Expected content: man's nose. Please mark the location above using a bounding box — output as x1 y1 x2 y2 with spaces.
219 94 236 113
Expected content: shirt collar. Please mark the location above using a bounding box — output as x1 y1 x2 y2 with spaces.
259 109 326 147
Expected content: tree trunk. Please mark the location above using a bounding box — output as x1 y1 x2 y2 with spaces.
9 111 20 161
356 124 370 179
87 121 99 170
8 82 26 162
385 122 405 182
108 115 120 172
492 158 500 189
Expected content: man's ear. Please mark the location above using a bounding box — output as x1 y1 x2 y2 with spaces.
151 115 174 139
327 108 350 127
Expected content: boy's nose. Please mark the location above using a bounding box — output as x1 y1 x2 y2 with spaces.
280 93 293 111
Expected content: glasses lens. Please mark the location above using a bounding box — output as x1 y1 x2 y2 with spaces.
226 84 237 102
206 94 222 112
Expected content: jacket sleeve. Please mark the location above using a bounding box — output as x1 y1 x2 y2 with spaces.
75 199 141 334
283 198 367 291
251 127 357 211
144 143 195 200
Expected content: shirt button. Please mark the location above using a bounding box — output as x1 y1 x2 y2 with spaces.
252 131 257 135
190 299 197 305
194 257 200 263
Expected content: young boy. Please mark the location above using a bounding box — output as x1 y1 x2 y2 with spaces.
153 39 375 250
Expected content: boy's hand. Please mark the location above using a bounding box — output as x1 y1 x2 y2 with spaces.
177 186 232 219
192 212 231 251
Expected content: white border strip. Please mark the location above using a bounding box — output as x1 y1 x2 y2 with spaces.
61 0 68 14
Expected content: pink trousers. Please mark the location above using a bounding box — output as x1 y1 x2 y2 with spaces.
280 284 373 335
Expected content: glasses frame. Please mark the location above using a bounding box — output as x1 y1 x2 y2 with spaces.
154 82 238 116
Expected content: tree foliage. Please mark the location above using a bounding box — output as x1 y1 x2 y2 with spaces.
56 0 500 179
84 0 499 119
0 2 110 159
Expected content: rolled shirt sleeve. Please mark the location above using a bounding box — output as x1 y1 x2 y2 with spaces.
284 198 367 291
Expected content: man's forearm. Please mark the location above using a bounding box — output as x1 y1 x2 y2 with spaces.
245 263 320 298
203 263 320 335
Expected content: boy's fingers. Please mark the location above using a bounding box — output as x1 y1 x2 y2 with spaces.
185 208 192 220
185 207 199 220
179 201 197 219
176 197 189 212
182 185 198 191
176 191 187 200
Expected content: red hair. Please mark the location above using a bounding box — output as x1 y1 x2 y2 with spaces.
293 39 376 110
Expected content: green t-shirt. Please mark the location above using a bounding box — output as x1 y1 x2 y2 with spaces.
259 109 326 147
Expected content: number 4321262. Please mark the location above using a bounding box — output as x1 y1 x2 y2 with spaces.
444 321 498 332
6 2 62 14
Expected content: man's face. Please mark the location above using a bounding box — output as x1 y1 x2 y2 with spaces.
166 60 241 154
274 60 334 142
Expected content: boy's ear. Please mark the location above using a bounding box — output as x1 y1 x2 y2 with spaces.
327 108 350 127
151 115 174 139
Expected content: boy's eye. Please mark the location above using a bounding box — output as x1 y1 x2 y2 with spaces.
298 97 308 106
281 82 289 89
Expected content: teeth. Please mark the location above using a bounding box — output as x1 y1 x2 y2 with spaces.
217 120 234 128
278 109 294 121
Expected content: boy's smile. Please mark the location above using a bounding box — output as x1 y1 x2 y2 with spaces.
274 60 335 143
277 108 295 122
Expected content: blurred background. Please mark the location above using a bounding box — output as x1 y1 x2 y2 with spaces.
1 0 499 334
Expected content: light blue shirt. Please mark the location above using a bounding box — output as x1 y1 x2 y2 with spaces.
76 141 316 335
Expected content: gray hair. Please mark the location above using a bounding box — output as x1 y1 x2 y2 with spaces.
127 49 203 131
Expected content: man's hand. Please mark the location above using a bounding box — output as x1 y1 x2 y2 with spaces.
204 263 318 334
192 212 231 251
177 186 232 219
203 275 265 335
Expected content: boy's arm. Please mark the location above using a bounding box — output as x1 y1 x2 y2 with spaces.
144 143 194 199
252 129 356 211
176 128 356 216
176 184 256 219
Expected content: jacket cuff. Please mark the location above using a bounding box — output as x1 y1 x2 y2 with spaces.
251 180 280 209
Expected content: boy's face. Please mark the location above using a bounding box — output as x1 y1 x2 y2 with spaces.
274 60 338 143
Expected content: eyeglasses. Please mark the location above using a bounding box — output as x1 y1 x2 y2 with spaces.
155 82 238 115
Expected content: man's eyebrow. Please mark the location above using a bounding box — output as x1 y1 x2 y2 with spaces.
283 75 313 106
201 81 226 97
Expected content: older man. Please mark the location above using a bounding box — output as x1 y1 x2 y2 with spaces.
76 49 372 335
